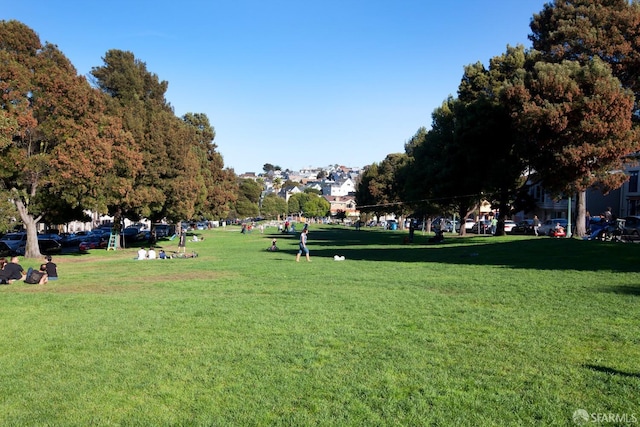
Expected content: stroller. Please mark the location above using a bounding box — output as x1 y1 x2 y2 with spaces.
588 218 624 242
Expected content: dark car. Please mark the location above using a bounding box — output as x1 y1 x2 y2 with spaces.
122 226 146 242
621 216 640 238
152 223 176 239
511 219 535 235
0 241 14 257
15 238 62 256
0 232 27 251
38 238 62 254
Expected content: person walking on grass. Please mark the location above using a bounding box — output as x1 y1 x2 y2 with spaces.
296 228 310 262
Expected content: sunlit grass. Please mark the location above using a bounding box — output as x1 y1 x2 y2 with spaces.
0 225 638 426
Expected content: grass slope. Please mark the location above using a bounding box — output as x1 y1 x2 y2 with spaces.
0 225 638 426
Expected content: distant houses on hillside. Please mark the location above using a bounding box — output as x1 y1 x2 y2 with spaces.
240 165 361 219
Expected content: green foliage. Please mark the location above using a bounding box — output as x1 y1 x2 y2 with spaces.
288 192 329 218
0 20 119 257
354 154 409 219
0 228 638 425
233 178 262 218
260 193 287 219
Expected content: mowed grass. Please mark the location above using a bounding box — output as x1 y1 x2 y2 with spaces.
0 225 638 426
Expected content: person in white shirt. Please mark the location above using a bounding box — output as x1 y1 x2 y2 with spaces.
137 247 147 260
147 247 157 260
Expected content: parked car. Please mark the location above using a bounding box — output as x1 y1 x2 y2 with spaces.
153 223 176 239
60 232 89 247
470 220 492 234
16 238 62 255
620 216 640 238
432 217 460 233
538 218 568 236
464 218 476 231
0 232 27 251
122 226 146 242
511 219 535 235
503 220 516 234
0 241 14 257
79 235 108 251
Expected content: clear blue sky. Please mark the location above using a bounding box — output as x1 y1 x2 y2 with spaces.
5 0 546 174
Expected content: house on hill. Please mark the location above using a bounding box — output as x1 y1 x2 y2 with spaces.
321 177 355 197
323 195 358 218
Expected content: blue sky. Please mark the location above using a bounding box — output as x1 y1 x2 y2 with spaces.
5 0 546 174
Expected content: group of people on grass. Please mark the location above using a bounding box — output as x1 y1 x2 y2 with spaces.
137 246 168 260
0 255 58 285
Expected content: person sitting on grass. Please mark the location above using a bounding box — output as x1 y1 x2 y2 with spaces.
137 247 147 260
24 266 47 285
0 258 9 285
268 238 278 251
40 255 58 280
148 247 157 260
3 256 25 283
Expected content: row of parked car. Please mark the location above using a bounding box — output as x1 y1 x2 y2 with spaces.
0 223 178 256
432 217 568 236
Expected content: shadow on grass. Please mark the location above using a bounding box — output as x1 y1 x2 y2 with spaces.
270 226 640 273
584 364 640 379
600 285 640 296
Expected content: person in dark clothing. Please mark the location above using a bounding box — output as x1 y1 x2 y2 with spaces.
0 257 8 284
40 255 58 280
3 256 25 283
178 230 187 253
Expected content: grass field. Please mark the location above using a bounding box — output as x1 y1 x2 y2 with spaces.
0 224 638 426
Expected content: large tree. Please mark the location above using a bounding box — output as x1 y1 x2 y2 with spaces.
458 47 531 235
91 50 236 241
530 0 640 103
0 21 123 257
404 98 485 236
355 163 384 220
260 193 287 219
529 0 640 236
287 192 329 219
504 58 638 236
355 154 410 226
234 178 262 219
90 50 172 243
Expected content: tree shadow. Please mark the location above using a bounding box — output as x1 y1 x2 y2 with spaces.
598 285 640 296
267 226 640 273
584 364 640 379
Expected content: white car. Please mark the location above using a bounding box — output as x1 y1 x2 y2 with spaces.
503 220 516 233
464 218 475 231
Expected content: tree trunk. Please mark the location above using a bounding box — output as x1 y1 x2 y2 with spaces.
575 190 587 238
112 207 123 249
14 198 42 259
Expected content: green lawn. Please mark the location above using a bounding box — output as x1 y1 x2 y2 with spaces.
0 225 638 426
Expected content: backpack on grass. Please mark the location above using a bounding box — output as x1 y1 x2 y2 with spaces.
24 269 45 284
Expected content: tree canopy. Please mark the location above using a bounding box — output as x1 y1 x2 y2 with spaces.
1 22 237 256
